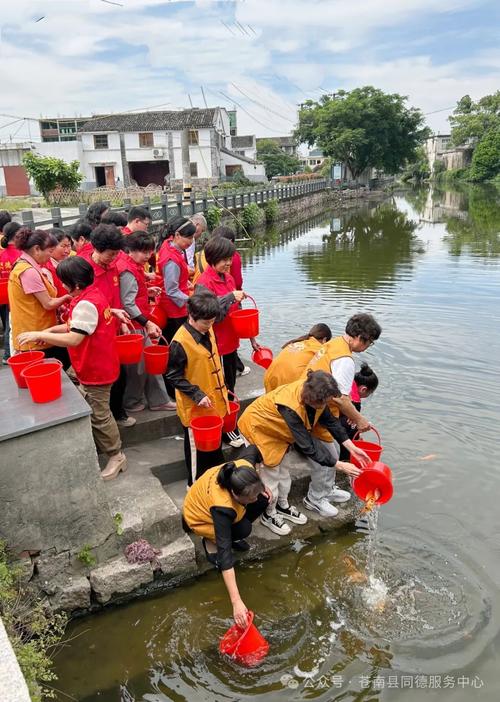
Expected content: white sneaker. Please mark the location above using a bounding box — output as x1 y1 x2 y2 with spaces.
116 416 136 428
328 486 352 503
260 512 291 536
276 504 308 525
226 430 245 448
238 365 251 377
303 495 339 518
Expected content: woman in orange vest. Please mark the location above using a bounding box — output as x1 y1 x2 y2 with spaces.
264 323 332 392
17 257 126 480
165 290 230 486
238 370 370 534
183 448 270 627
303 313 382 434
8 228 72 367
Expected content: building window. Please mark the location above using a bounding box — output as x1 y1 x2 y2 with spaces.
94 134 109 149
190 162 198 177
188 130 199 145
139 132 154 148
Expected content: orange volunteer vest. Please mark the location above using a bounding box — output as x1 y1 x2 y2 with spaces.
8 259 57 351
264 337 323 392
238 378 324 467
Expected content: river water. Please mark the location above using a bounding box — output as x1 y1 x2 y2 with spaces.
54 186 500 701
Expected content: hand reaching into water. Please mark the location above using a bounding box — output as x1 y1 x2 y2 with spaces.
232 598 249 628
336 461 363 478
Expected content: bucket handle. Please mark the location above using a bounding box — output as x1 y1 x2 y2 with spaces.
242 294 257 309
228 389 240 404
352 425 381 445
234 610 254 639
147 334 169 347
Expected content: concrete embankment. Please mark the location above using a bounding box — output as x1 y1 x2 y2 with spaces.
0 360 365 615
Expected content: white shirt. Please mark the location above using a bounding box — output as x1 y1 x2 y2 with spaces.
186 240 196 268
70 300 99 335
330 356 355 395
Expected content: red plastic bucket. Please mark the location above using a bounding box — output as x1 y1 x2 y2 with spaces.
230 295 259 338
116 333 143 364
251 346 273 369
20 359 62 403
222 393 240 433
7 350 45 388
144 336 169 374
353 461 393 505
0 279 8 304
350 427 383 468
219 611 269 667
190 414 223 452
149 303 167 329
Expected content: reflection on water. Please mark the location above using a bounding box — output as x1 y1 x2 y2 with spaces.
54 188 500 701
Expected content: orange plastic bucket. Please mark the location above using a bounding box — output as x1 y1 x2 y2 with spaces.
0 279 8 304
144 336 169 374
219 611 269 667
20 359 62 403
190 414 223 452
350 427 383 468
116 333 143 364
353 461 393 505
7 350 45 388
251 346 273 369
230 295 259 338
222 393 240 433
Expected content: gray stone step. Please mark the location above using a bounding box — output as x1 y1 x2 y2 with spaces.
119 358 264 448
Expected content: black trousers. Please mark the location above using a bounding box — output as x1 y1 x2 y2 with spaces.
235 352 245 374
110 365 128 420
162 316 187 398
44 345 71 371
222 350 238 396
184 425 225 486
231 494 269 539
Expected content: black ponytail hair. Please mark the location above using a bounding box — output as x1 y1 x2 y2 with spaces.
1 221 21 248
217 461 264 498
281 322 332 349
354 362 379 392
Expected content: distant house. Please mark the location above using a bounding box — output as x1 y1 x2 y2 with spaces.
424 134 475 174
78 108 265 189
300 148 326 170
1 108 266 195
39 117 90 143
424 134 453 174
256 136 298 157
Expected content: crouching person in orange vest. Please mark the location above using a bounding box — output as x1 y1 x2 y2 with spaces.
238 370 370 535
164 290 230 486
17 257 128 481
183 446 271 627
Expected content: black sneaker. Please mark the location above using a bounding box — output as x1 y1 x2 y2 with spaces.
276 504 308 525
260 512 291 536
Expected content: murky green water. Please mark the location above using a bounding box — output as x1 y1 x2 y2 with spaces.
54 186 500 701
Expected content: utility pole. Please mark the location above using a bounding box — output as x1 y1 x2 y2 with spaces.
180 129 191 202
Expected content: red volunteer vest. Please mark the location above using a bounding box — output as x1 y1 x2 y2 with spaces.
116 254 150 328
68 287 119 385
157 241 189 318
43 259 66 296
0 245 21 279
197 266 239 355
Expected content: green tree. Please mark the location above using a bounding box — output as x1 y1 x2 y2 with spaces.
256 139 301 178
469 128 500 182
400 146 431 182
23 152 83 200
295 86 428 179
449 92 500 146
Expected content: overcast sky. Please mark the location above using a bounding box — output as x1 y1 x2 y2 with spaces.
0 0 499 143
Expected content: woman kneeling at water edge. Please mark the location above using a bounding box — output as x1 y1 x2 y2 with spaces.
183 449 270 627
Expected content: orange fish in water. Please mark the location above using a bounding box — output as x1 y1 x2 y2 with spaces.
418 454 438 461
361 489 380 514
343 555 368 584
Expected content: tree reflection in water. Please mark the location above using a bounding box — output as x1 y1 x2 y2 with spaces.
295 202 422 291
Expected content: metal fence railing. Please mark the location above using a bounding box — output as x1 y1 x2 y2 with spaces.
18 179 331 231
